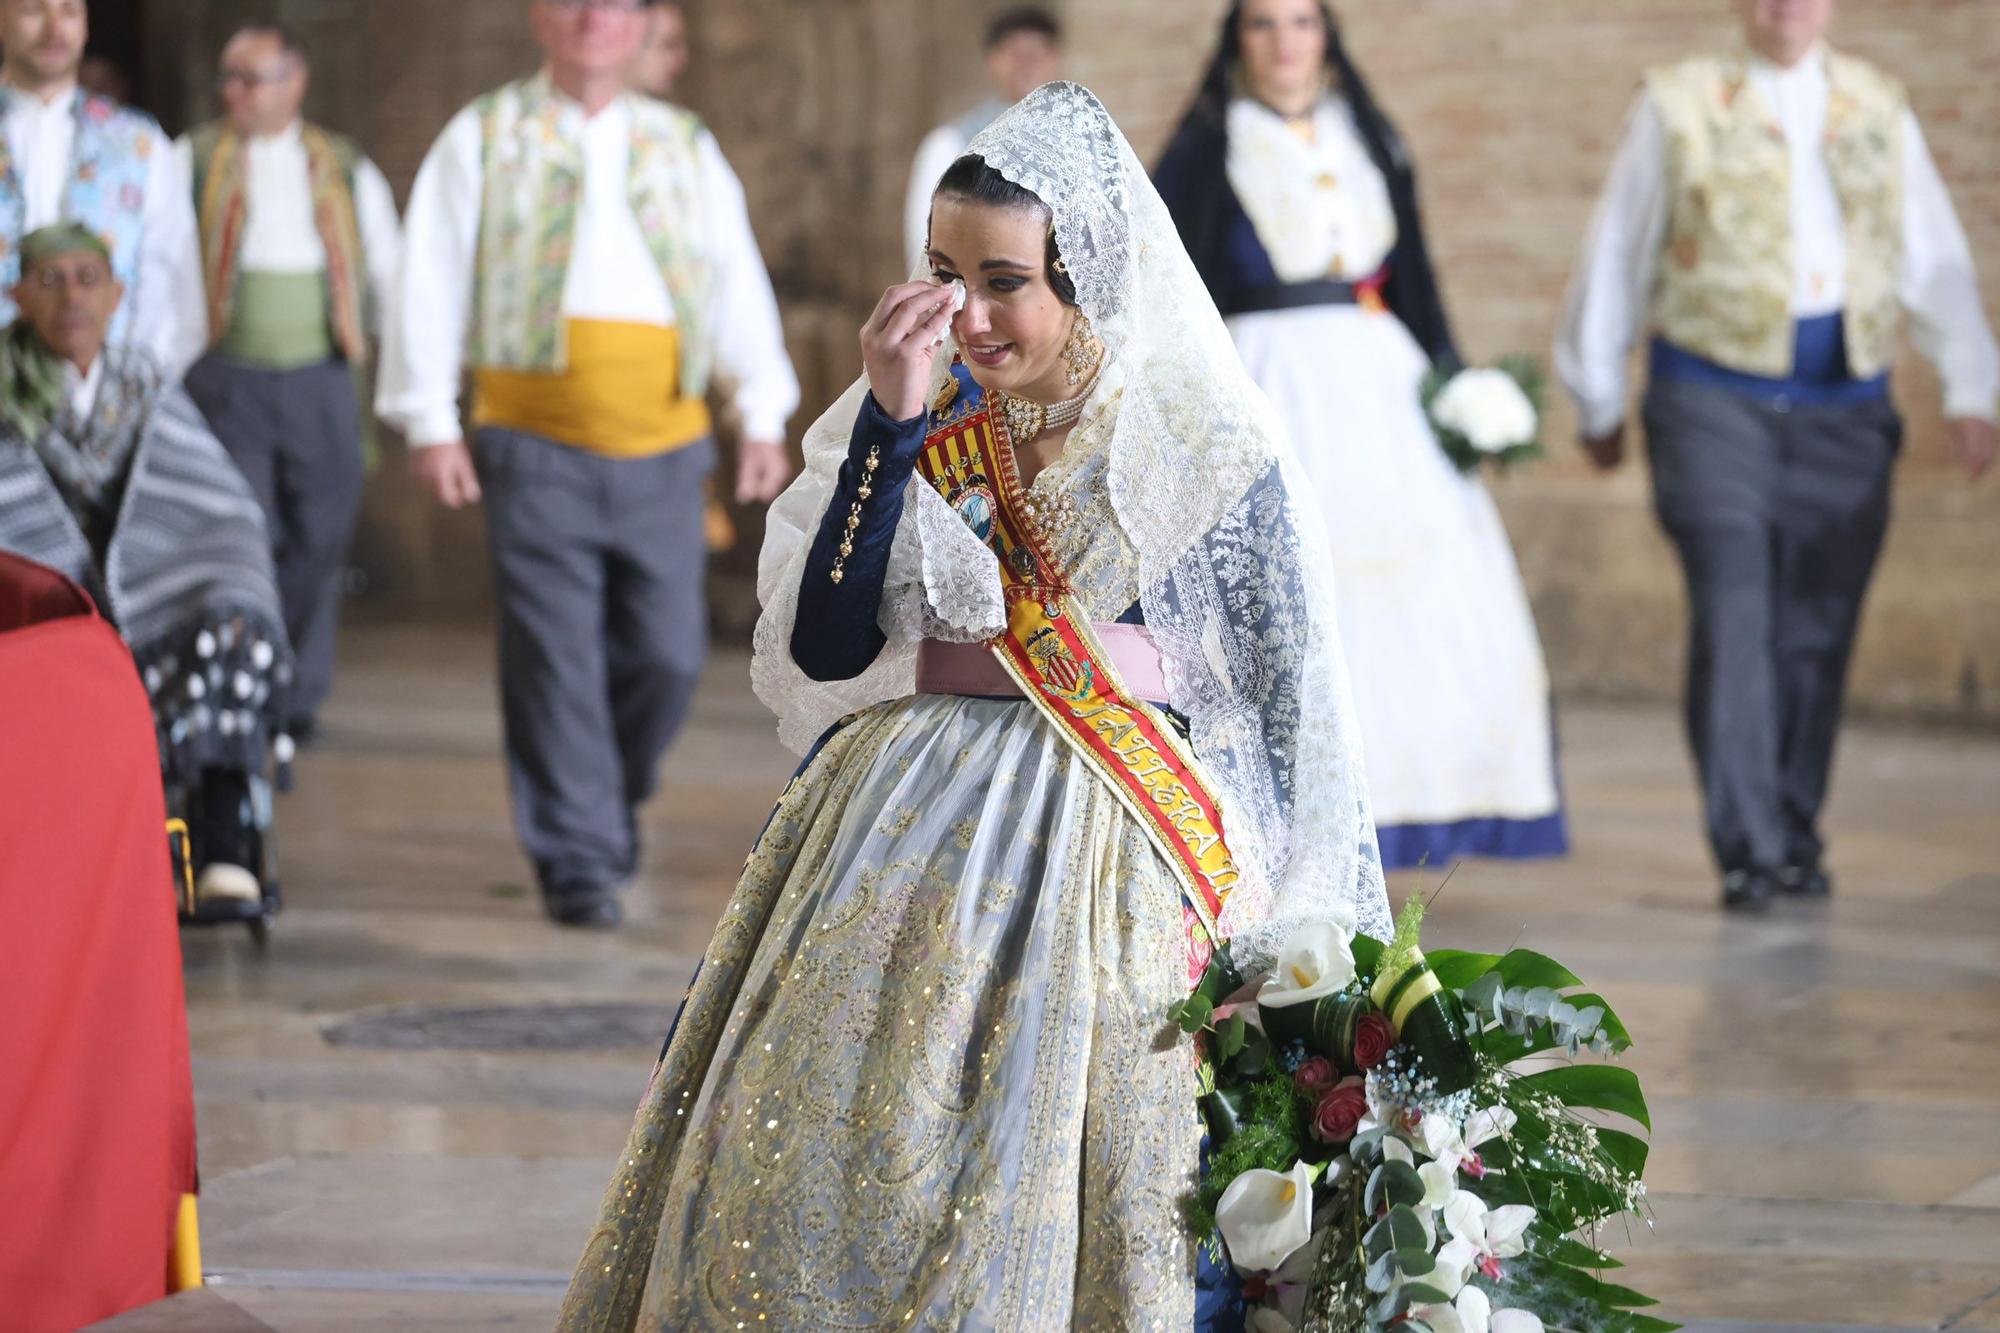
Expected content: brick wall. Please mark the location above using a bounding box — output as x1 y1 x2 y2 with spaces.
1065 0 2000 722
145 0 2000 719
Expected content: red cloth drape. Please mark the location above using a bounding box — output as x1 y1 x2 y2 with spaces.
0 553 197 1331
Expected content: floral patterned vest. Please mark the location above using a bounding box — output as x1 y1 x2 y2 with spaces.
0 91 160 347
469 73 714 397
1647 49 1905 379
186 120 370 366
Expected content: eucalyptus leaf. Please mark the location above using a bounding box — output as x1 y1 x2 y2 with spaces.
1461 971 1504 1014
1349 1125 1391 1169
1393 1248 1437 1280
1218 1012 1248 1061
1172 994 1213 1035
1364 1160 1426 1213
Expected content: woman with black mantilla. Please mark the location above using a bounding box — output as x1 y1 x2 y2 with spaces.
558 83 1385 1330
1157 0 1568 871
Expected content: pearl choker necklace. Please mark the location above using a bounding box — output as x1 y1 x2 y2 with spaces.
997 370 1100 444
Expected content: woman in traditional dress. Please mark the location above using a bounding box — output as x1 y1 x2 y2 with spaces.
1156 0 1567 869
558 83 1386 1331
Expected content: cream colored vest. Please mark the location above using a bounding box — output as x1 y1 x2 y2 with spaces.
1646 50 1905 379
468 73 715 397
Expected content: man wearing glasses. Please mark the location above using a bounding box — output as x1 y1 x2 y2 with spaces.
378 0 800 929
175 22 402 745
0 0 204 376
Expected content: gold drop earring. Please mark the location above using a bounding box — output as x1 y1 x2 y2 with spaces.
1061 309 1103 387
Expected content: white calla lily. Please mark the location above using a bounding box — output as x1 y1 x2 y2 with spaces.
1215 1162 1316 1272
1248 1310 1295 1333
1259 922 1356 1008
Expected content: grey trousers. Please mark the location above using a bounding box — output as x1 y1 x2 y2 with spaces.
1642 378 1899 876
472 428 714 897
185 353 364 722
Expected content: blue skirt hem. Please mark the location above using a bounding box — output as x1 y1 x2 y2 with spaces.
1376 809 1569 871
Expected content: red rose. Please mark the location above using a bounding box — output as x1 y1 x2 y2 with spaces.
1311 1076 1369 1146
1352 1012 1395 1072
1293 1055 1337 1098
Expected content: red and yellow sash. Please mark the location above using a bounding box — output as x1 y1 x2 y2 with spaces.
917 382 1242 942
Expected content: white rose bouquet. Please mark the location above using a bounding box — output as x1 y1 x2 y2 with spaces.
1422 356 1547 474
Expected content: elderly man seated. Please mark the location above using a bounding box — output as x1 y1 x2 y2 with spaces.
0 223 291 910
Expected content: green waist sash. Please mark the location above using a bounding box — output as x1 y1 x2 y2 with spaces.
219 270 338 371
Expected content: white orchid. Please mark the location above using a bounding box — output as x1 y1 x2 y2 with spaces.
1412 1285 1545 1333
1458 1105 1518 1179
1418 1159 1462 1210
1419 1111 1469 1170
1437 1192 1535 1284
1259 921 1356 1009
1216 1162 1316 1273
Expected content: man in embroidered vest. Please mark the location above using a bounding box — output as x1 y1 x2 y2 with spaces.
1556 0 2000 914
901 6 1063 272
378 0 800 930
177 22 402 745
0 0 205 376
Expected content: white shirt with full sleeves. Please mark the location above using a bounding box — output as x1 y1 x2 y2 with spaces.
377 92 799 448
3 86 208 377
1556 49 2000 437
172 120 403 327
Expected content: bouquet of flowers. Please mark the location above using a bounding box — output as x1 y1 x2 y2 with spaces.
1175 900 1669 1333
1422 357 1545 473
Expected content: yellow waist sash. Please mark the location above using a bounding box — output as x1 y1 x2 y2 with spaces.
473 318 710 458
916 387 1242 941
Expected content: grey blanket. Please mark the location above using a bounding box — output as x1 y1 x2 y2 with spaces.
0 349 292 780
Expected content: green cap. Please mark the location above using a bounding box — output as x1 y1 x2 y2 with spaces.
19 221 113 270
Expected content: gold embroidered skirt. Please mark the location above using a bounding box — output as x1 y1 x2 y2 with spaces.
558 693 1201 1331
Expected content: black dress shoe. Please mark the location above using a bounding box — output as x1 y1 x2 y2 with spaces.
544 887 624 930
1721 869 1776 913
1777 864 1832 898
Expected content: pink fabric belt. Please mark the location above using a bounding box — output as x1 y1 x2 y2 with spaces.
915 622 1170 704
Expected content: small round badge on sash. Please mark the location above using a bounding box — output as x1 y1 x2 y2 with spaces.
951 483 996 542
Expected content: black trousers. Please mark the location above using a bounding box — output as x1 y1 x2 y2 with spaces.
473 428 714 897
1642 378 1899 876
185 353 364 723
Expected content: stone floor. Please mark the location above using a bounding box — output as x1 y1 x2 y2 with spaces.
97 618 2000 1331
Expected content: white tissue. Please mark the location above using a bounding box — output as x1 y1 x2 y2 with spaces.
933 279 967 347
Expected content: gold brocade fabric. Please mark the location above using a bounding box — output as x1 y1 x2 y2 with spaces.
1646 49 1906 379
559 419 1201 1330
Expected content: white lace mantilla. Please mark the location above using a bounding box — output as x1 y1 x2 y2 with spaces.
751 82 1389 960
